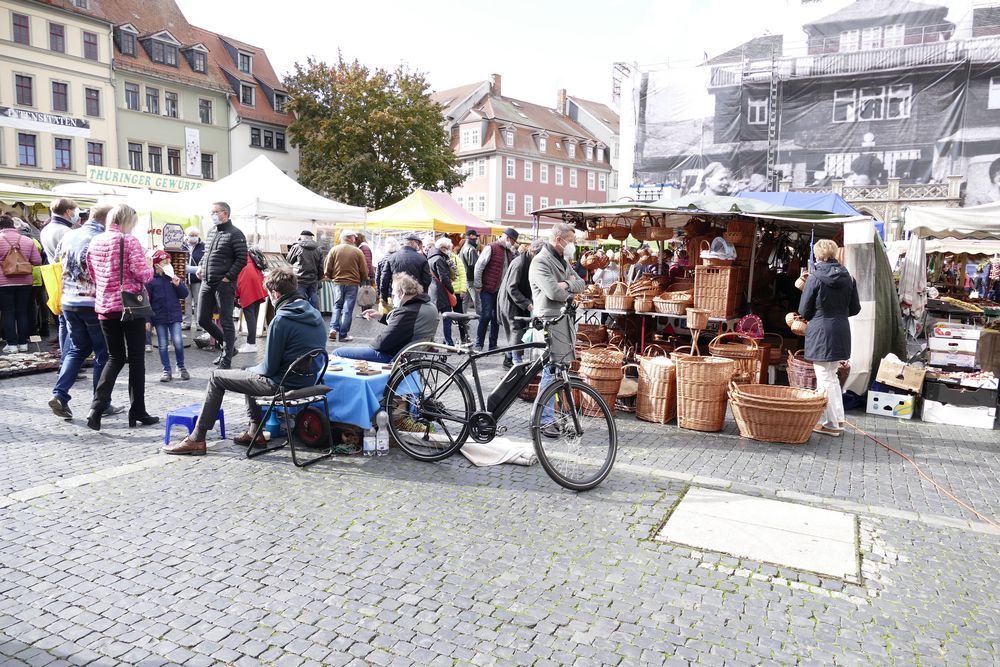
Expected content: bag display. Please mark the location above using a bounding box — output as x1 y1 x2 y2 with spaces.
118 235 153 322
2 243 33 276
357 284 377 309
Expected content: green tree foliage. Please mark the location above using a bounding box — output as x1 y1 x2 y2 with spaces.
284 56 465 209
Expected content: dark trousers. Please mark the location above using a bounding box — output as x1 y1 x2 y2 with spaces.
197 281 236 358
244 301 261 344
195 369 275 437
92 317 147 416
0 285 32 346
53 307 108 404
476 290 500 349
300 284 318 309
442 294 470 346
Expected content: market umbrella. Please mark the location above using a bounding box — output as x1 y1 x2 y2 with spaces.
898 233 926 337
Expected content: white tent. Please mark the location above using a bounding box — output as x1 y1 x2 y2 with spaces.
159 155 366 252
904 201 1000 240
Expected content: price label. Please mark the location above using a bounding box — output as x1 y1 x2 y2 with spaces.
28 335 42 343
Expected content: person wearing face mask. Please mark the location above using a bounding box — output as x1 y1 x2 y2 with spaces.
42 198 79 358
182 228 205 331
499 239 544 368
335 273 439 364
459 230 480 313
473 227 518 352
528 222 585 438
196 202 247 370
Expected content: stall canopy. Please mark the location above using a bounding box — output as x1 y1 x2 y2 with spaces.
0 181 96 207
365 189 490 234
904 201 1000 240
733 191 863 217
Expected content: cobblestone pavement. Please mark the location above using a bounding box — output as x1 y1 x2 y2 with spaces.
1 314 998 665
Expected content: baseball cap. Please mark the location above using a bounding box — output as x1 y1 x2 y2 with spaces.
503 227 519 241
152 249 171 264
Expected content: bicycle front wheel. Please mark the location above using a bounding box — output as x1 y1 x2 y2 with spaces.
531 379 617 491
385 358 474 462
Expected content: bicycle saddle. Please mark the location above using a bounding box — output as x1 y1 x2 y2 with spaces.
442 312 479 322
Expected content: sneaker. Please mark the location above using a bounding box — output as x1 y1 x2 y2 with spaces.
160 370 172 382
179 368 190 381
813 424 843 437
217 356 232 370
17 344 28 352
48 397 72 420
339 335 354 342
145 344 152 353
2 345 17 354
328 330 339 342
212 353 224 366
237 343 257 354
540 423 562 439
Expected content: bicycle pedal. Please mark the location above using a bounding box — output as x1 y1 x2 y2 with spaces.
496 426 507 436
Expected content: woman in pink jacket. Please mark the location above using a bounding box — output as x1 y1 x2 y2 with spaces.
85 204 156 430
0 215 43 352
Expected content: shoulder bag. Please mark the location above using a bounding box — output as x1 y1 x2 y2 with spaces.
2 241 33 276
431 272 457 307
119 235 153 321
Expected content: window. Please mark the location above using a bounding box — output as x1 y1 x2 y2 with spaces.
832 88 855 123
506 157 515 179
461 127 480 149
569 168 578 188
190 51 206 73
146 87 159 114
250 127 261 147
477 158 486 177
858 87 884 121
201 153 214 180
199 99 212 124
240 84 254 106
477 194 486 214
599 173 607 192
128 142 143 171
539 196 549 210
555 166 564 186
276 132 285 151
54 138 72 170
587 171 596 190
568 142 576 158
148 145 162 173
748 97 768 125
74 0 89 7
274 93 286 114
569 200 578 205
83 31 98 60
12 13 29 45
523 195 533 216
861 26 882 51
585 145 593 160
539 136 547 152
15 75 33 106
540 163 549 184
989 77 1000 110
596 147 604 162
18 133 37 167
462 161 473 177
49 23 65 52
87 141 103 166
884 24 905 48
524 160 533 181
839 29 859 52
124 83 140 111
167 148 180 175
150 40 178 66
504 128 514 146
887 84 912 119
263 130 274 149
119 30 136 56
555 198 564 206
505 192 515 214
238 52 252 74
164 91 178 118
52 82 68 112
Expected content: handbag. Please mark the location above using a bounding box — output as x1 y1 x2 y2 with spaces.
357 284 377 309
2 242 33 276
118 235 154 321
431 273 457 307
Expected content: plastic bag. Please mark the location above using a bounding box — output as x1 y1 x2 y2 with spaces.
39 263 63 316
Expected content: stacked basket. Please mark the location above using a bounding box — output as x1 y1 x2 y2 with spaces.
636 355 676 424
604 282 634 311
708 332 761 384
672 353 736 432
653 289 694 315
728 383 827 444
579 347 624 416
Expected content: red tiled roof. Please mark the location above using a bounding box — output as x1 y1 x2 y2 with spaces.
431 81 488 118
567 96 620 134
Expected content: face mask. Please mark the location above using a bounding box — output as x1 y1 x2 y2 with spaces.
210 213 221 224
563 242 576 261
392 295 401 308
70 210 80 224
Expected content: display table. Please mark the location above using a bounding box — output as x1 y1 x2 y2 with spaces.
322 364 391 430
576 307 741 353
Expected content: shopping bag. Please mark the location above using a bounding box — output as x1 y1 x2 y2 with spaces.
39 262 63 316
357 284 377 309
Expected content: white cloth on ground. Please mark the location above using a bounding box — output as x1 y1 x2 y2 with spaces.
460 437 537 467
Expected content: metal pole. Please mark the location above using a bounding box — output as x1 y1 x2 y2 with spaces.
746 221 759 303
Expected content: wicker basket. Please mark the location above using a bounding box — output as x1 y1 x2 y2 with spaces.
708 332 761 384
674 354 735 386
635 297 655 312
674 356 735 432
637 355 675 382
685 307 711 331
577 323 607 345
637 357 676 424
519 381 539 401
653 298 690 315
728 383 827 444
787 350 817 390
727 218 756 236
694 266 739 318
761 332 784 365
604 282 635 311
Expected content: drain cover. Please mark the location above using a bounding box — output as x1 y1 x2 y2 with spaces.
657 487 858 580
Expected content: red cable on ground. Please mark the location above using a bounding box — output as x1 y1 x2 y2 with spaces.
845 420 1000 529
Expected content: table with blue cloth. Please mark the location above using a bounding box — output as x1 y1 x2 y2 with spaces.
322 363 392 429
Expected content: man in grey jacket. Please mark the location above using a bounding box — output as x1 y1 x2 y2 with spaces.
459 230 480 313
528 223 584 437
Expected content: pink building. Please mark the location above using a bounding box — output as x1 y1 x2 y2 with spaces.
432 74 613 227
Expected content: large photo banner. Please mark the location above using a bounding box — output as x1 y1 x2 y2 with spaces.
632 0 1000 206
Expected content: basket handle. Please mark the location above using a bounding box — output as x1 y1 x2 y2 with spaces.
575 332 592 347
761 332 784 348
700 239 710 253
672 345 698 357
643 343 668 357
709 331 759 349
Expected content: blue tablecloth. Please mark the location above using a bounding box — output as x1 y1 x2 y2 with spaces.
323 364 391 429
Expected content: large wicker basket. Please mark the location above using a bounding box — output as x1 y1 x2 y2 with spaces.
728 383 828 444
708 332 761 384
604 282 635 311
694 266 739 319
685 307 711 331
577 323 607 345
637 358 676 424
673 356 736 432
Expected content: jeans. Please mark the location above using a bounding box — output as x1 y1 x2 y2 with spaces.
476 290 500 349
155 321 186 372
330 284 358 337
92 317 146 416
300 284 318 309
539 363 556 425
334 346 394 364
442 294 470 346
814 361 845 428
57 315 68 361
194 369 276 438
0 285 32 345
197 281 236 357
52 307 108 404
243 301 260 344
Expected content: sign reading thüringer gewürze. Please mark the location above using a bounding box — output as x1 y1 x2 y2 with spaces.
86 165 205 192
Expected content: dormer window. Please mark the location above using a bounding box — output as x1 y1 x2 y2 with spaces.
240 84 255 107
274 93 287 114
191 51 206 73
504 128 514 147
568 142 576 158
585 145 593 160
596 147 604 162
149 39 178 66
539 137 547 152
238 52 252 74
461 127 480 149
117 28 137 56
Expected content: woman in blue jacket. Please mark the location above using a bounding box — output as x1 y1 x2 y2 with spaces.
147 250 190 382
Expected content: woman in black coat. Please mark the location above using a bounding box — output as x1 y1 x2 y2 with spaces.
799 238 861 436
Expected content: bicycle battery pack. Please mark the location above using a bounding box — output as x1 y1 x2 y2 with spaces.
487 362 532 413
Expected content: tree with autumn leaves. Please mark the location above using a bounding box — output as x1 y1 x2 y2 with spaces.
283 56 465 210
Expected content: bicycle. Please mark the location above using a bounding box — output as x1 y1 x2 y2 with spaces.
382 301 617 491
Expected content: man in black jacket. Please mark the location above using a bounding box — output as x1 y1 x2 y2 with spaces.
378 232 431 304
498 240 541 367
285 230 324 308
197 202 247 369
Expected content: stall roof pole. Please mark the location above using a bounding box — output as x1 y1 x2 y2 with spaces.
746 222 759 305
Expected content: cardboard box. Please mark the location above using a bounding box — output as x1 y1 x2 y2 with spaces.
867 390 916 419
928 350 978 368
921 399 996 429
924 379 998 409
875 357 926 393
930 323 981 340
928 337 978 354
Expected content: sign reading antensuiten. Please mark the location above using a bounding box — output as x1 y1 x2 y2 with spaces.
86 166 205 192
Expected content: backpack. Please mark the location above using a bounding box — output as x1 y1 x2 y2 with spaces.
2 242 32 276
248 246 269 271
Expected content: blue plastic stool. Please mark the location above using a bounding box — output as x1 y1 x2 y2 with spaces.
164 404 225 445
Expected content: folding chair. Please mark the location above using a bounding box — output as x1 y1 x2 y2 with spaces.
246 348 334 467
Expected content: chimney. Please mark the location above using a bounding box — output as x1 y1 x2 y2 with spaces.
557 88 567 114
490 73 502 96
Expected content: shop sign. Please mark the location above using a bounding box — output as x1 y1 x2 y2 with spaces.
86 165 204 192
0 106 90 138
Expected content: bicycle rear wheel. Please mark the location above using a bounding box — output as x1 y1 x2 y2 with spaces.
385 358 474 462
531 379 617 491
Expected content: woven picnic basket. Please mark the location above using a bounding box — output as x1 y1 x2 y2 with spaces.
708 332 761 384
604 282 635 311
728 383 827 444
